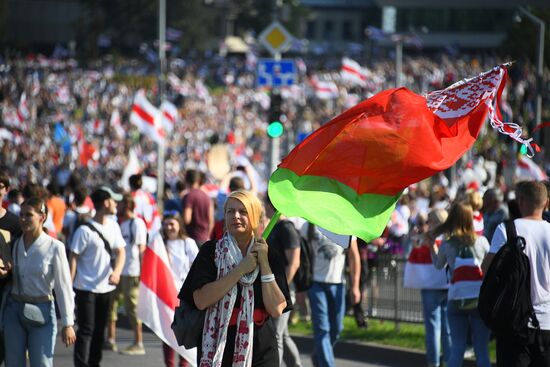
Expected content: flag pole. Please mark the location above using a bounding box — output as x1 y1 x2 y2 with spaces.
262 210 281 239
157 0 167 213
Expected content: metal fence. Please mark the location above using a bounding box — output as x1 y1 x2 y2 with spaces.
363 254 424 325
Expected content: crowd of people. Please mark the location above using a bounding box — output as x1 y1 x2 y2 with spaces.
0 50 548 367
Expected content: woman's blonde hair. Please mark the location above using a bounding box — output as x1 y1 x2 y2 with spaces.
431 203 476 246
427 208 448 230
464 189 483 211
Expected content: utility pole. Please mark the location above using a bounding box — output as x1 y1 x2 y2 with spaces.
157 0 166 212
269 0 282 174
518 6 545 160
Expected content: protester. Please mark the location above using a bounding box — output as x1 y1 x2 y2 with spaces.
430 203 491 367
0 173 21 365
0 173 22 238
306 225 361 367
181 169 213 246
129 174 161 234
158 211 198 367
482 188 508 242
0 197 75 367
106 193 148 355
46 181 67 240
405 209 451 367
180 190 290 366
482 181 550 366
265 198 302 367
70 186 126 367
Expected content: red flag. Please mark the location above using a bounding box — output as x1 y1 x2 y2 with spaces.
269 64 534 242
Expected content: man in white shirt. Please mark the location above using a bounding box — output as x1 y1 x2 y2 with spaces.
70 186 126 367
106 193 147 355
305 225 360 367
482 181 550 366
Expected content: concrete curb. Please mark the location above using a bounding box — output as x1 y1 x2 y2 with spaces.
291 334 487 366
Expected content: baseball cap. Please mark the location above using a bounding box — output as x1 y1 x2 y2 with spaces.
90 186 123 205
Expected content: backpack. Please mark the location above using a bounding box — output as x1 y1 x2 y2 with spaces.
450 243 483 310
478 220 539 337
293 223 315 292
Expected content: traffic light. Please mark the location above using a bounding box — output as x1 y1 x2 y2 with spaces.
267 92 283 138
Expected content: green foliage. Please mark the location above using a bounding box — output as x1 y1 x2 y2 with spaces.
168 0 215 52
112 74 157 89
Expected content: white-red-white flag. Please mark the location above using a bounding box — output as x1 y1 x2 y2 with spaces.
311 77 338 100
17 92 30 123
341 57 367 87
132 189 161 235
109 109 125 139
2 106 21 129
130 90 165 144
160 101 178 133
138 233 197 366
516 155 548 181
31 72 41 97
56 85 71 104
92 118 104 135
404 238 448 289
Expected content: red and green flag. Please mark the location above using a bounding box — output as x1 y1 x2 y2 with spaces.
267 64 535 242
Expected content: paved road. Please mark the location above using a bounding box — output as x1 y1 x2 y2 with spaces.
51 322 394 367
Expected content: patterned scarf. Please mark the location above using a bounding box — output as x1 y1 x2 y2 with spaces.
200 232 259 367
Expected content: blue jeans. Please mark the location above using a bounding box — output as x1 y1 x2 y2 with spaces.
447 300 490 367
3 297 57 367
421 289 451 367
308 282 345 367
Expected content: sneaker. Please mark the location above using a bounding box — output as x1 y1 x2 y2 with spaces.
464 347 475 359
120 344 146 356
103 340 118 352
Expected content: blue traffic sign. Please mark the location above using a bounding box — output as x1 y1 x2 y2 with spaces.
257 59 297 88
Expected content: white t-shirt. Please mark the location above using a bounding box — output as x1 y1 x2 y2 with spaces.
302 226 346 284
70 218 126 293
120 217 147 277
165 237 199 290
490 219 550 330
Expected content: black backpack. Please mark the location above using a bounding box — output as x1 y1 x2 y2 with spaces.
293 223 315 292
478 220 539 337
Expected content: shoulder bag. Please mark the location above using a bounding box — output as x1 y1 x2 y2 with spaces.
171 298 205 349
14 238 50 327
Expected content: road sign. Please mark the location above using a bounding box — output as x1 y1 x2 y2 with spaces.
259 21 293 56
257 59 297 88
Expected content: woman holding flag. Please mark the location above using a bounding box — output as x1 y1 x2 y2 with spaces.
180 190 291 366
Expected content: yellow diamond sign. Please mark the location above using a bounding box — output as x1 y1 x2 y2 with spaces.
259 21 293 56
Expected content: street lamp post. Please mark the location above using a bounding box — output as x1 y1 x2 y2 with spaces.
157 0 167 212
394 36 403 88
517 6 545 159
